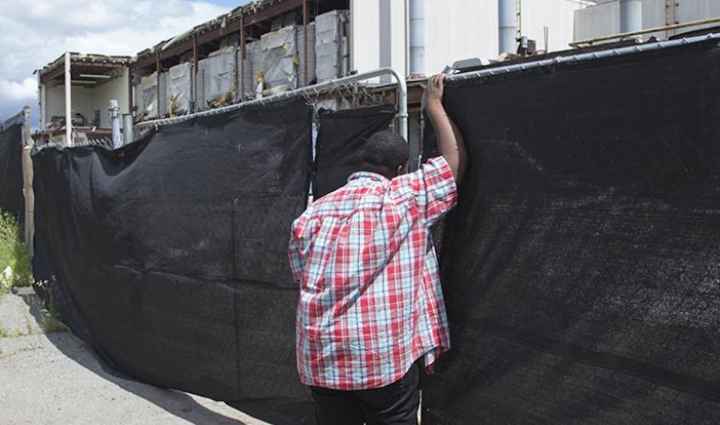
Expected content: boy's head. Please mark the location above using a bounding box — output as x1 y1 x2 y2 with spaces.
356 130 408 178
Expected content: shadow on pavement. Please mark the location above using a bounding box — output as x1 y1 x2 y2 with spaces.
18 290 251 425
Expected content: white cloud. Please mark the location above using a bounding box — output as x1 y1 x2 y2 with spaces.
0 78 37 102
0 0 228 122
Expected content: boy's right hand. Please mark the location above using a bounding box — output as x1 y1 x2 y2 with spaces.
424 74 446 111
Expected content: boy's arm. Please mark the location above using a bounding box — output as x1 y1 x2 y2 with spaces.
288 223 305 286
425 74 467 184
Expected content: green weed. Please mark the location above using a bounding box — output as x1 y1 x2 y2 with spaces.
0 210 32 292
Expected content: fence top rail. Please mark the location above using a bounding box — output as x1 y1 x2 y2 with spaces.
448 32 720 84
136 68 408 141
1 109 27 131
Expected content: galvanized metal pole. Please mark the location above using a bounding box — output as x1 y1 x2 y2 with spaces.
499 0 518 54
64 52 73 146
21 106 34 255
409 0 426 75
620 0 643 34
192 34 199 112
110 99 122 149
122 114 134 146
155 53 161 117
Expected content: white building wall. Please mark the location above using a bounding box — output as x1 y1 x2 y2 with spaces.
574 0 720 43
522 0 584 52
89 69 130 128
574 1 620 41
352 0 582 78
44 84 94 128
424 0 498 74
350 0 407 79
42 69 129 130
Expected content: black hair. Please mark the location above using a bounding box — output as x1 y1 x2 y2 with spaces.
356 130 408 177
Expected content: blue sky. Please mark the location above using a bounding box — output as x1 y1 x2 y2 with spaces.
0 0 253 124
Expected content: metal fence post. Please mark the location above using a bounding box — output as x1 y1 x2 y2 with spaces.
21 106 34 256
110 100 122 149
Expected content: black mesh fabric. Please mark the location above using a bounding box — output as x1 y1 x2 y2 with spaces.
32 99 314 415
313 105 396 199
0 123 24 220
422 42 720 423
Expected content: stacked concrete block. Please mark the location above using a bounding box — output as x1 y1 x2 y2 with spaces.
167 62 194 116
198 47 237 110
315 10 350 83
259 25 299 95
139 72 167 119
238 40 261 100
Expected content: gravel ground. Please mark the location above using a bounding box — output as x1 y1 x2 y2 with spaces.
0 291 271 425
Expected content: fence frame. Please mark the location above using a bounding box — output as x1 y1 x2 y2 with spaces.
447 33 720 84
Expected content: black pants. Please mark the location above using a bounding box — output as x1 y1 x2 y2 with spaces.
310 363 420 425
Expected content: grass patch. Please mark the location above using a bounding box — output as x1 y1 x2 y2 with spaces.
0 210 32 294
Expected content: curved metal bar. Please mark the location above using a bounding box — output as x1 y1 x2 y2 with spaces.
136 68 409 142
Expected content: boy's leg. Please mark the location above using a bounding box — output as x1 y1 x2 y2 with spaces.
310 386 365 425
355 363 421 425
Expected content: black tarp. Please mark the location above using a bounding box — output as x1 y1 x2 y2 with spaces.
0 123 24 220
422 41 720 423
32 99 314 421
313 105 396 199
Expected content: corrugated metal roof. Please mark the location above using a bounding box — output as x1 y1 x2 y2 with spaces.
135 0 301 62
38 52 131 79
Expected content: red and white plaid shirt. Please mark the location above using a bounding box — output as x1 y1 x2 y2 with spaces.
288 156 457 390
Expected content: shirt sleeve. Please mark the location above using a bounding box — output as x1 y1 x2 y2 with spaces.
388 156 458 226
288 219 305 286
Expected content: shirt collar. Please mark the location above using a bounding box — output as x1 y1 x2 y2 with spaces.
347 171 389 184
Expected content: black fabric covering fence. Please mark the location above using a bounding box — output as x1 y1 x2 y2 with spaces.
313 105 396 199
422 42 720 423
0 123 24 220
32 99 315 420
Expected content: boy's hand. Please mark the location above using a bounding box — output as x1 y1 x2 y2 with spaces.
424 74 446 111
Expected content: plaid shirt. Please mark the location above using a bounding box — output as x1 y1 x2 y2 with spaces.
288 156 457 390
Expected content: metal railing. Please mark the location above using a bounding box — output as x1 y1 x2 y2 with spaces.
136 68 409 142
448 32 720 84
571 16 720 48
